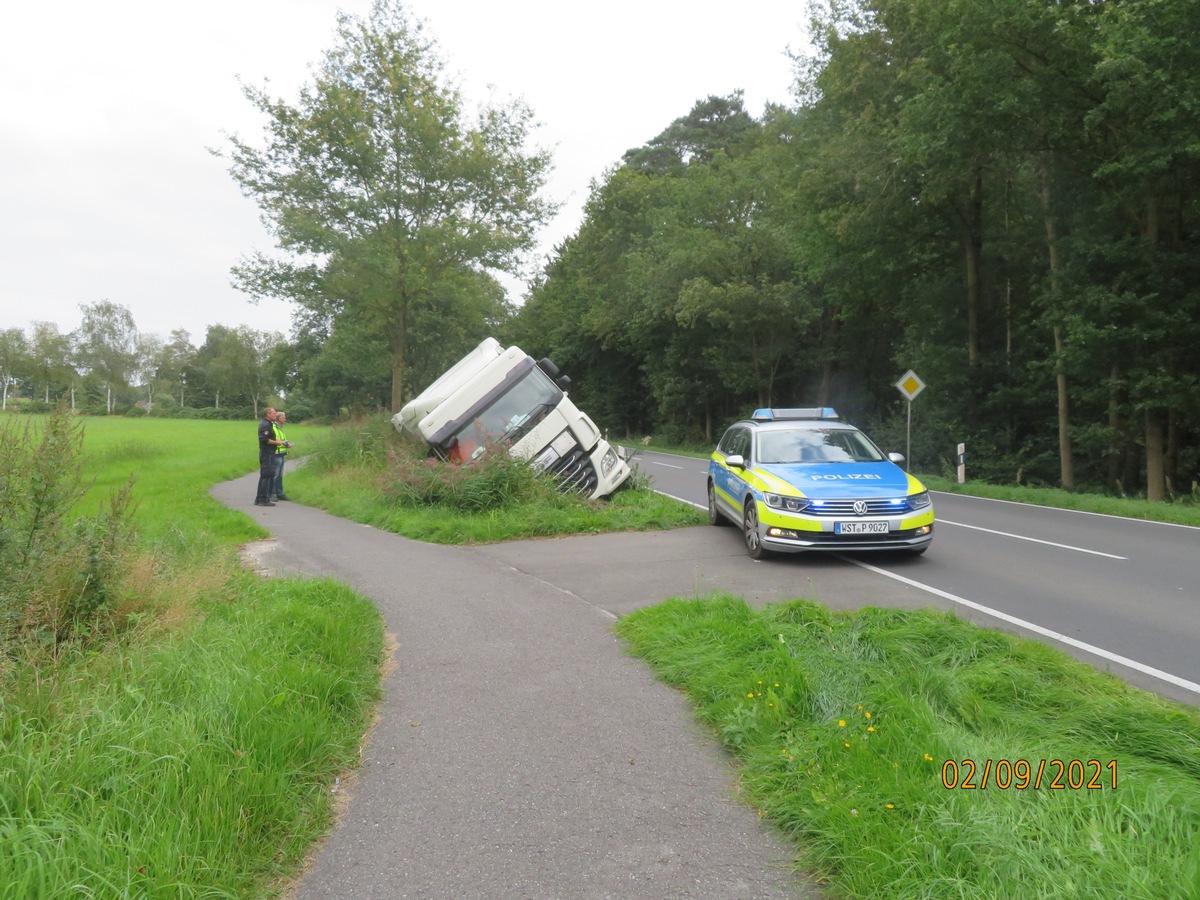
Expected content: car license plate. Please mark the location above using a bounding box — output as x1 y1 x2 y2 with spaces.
836 521 889 534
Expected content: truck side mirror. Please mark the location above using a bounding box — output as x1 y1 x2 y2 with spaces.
556 375 571 391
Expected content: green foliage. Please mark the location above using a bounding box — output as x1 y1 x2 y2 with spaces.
382 439 569 513
0 407 137 654
617 594 1200 897
0 415 382 897
0 577 384 898
290 416 706 543
222 0 552 409
514 0 1200 498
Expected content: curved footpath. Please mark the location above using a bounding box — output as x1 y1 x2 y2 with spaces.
212 473 827 899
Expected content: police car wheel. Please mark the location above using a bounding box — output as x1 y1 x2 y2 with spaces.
707 481 728 526
743 500 769 560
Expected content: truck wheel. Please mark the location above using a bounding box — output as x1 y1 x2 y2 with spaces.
707 481 728 526
743 500 769 560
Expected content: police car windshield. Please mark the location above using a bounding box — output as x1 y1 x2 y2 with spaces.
757 428 885 464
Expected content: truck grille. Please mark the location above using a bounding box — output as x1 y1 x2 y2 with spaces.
548 448 598 495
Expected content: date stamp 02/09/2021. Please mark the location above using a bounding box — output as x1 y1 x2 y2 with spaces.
940 759 1118 790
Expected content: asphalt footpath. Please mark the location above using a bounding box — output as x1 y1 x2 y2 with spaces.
211 473 827 899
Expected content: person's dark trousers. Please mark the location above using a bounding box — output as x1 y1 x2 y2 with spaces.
271 453 286 498
255 451 275 504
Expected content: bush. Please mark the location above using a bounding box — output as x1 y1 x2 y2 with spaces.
380 436 571 513
282 403 314 423
0 406 137 657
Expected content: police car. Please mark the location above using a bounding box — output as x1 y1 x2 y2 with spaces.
707 408 934 558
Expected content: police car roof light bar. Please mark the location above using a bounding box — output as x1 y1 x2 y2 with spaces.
751 407 840 421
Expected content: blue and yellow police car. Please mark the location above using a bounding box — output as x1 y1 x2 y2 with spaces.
707 408 934 559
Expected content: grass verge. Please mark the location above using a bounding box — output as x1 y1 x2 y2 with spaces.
1 414 384 899
287 417 706 543
920 475 1200 528
616 593 1200 898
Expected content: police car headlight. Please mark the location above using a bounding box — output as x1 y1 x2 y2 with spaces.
601 447 618 477
908 491 931 510
763 492 810 513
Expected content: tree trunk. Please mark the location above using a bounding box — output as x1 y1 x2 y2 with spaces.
1054 326 1074 489
389 303 409 412
1145 409 1165 501
961 167 984 369
1039 154 1074 488
391 352 407 412
1106 364 1122 489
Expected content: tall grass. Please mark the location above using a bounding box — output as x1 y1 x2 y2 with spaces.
616 594 1200 898
0 413 383 899
0 577 383 898
290 416 706 542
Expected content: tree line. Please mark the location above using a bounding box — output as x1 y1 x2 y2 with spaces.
0 301 285 419
505 0 1200 499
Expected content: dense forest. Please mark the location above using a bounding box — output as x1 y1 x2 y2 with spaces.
2 0 1196 500
509 0 1200 498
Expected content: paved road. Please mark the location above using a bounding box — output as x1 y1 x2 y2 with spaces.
211 474 822 900
636 449 1200 709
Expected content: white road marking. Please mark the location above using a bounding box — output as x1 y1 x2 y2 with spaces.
644 459 684 469
846 557 1200 696
933 490 1200 531
937 519 1127 559
657 490 705 510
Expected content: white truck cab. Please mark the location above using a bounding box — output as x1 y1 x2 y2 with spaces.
393 339 631 499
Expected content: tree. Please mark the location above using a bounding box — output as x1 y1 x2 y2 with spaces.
27 322 75 403
158 329 197 407
194 325 282 415
0 328 29 410
74 301 137 413
133 333 164 409
222 0 553 410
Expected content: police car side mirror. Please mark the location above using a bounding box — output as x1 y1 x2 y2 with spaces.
888 452 905 465
726 454 746 469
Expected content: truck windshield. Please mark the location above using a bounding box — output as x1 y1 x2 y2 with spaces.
445 368 563 461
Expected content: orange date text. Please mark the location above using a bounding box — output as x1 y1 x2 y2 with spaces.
940 758 1117 790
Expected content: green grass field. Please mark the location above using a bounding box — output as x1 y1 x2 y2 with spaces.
1 413 384 899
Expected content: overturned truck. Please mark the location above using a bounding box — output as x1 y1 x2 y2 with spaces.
392 339 631 500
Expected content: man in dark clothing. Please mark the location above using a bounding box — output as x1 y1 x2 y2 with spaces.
255 408 281 506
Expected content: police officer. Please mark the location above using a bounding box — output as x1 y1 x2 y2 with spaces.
255 408 281 506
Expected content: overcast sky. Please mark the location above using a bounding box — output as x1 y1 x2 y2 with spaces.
0 1 809 344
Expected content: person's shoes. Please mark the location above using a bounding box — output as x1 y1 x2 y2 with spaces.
275 495 291 501
255 500 276 507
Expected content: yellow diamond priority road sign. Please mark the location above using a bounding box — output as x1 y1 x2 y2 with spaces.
896 369 926 401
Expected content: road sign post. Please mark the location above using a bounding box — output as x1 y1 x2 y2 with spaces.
894 370 926 471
